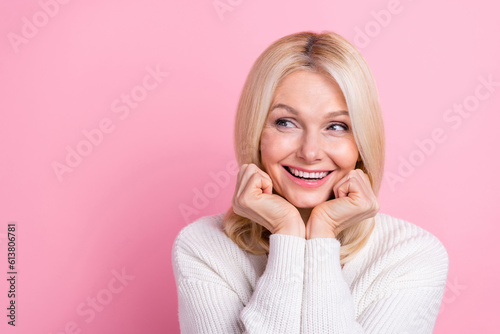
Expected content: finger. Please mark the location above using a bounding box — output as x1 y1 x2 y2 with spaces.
248 163 273 182
243 164 273 194
358 171 371 189
354 168 369 184
234 164 274 207
337 177 352 198
333 171 354 199
240 171 272 201
254 171 273 195
353 169 372 194
350 170 379 205
364 173 374 192
235 164 251 198
237 164 268 196
338 173 364 199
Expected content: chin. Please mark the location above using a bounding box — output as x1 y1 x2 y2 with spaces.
287 194 329 209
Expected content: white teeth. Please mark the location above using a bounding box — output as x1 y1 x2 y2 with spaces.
288 167 328 179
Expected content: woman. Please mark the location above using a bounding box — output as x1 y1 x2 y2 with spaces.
172 31 448 333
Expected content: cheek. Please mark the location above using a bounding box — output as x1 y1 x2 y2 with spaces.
330 141 359 167
260 131 290 166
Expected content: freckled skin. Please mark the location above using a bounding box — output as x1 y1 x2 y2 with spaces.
260 70 359 221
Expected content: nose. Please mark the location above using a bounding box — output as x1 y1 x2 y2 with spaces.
296 131 324 163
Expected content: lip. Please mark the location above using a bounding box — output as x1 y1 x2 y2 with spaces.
282 165 334 188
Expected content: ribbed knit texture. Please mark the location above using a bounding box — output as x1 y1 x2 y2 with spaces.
172 212 448 333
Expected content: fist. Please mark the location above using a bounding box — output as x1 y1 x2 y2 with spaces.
307 169 379 239
232 163 305 237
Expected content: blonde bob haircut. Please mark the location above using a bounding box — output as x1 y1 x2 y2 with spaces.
223 30 385 265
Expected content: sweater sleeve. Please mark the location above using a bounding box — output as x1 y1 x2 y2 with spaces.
301 237 449 334
173 230 306 334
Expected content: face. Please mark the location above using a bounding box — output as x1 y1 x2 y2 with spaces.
260 69 359 210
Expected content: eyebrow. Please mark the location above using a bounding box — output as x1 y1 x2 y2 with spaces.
270 103 349 118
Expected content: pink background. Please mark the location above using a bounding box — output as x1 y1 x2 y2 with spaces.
1 0 498 333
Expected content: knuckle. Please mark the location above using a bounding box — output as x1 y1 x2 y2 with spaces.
237 195 247 207
360 198 373 211
232 202 240 213
250 172 262 182
370 200 380 213
232 202 241 215
232 195 239 207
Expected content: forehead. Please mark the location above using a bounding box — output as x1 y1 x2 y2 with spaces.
272 70 346 104
269 103 349 119
269 71 348 116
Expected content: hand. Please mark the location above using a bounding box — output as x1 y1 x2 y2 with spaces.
306 169 379 239
232 163 305 238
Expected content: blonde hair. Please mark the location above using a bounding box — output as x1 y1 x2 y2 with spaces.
223 31 385 265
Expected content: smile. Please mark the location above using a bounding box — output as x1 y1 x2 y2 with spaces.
284 166 332 180
283 165 334 188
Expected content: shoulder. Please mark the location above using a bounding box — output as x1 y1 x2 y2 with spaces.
372 212 448 253
172 212 229 257
171 212 256 282
365 212 449 286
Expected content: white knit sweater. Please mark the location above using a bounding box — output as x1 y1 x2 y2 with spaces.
172 212 448 333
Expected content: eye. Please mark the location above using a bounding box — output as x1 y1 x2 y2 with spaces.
275 118 349 131
328 123 348 131
275 118 295 128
